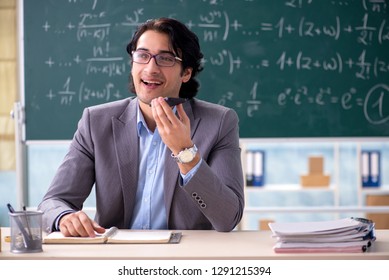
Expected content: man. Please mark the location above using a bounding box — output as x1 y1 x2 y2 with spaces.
38 18 244 237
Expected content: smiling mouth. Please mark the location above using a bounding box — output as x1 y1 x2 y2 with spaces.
142 79 162 86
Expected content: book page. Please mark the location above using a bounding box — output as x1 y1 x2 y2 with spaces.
107 230 173 244
42 231 107 244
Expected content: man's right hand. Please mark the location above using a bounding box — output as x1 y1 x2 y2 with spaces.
59 210 106 237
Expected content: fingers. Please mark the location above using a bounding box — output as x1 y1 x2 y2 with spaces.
151 97 178 128
151 97 189 128
59 211 102 237
151 97 192 151
92 221 106 234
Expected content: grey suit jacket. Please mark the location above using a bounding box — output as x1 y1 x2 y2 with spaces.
38 97 244 232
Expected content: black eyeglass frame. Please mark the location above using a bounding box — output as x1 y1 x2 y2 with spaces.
131 50 182 67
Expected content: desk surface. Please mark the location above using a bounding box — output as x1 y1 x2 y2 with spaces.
1 228 389 260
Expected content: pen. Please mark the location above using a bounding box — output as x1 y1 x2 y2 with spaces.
23 205 33 238
6 203 15 213
7 203 33 248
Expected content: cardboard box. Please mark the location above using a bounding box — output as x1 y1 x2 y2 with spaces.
301 174 330 187
309 156 324 174
366 194 389 229
259 219 274 231
301 156 330 187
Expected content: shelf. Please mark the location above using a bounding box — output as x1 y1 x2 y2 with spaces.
244 206 389 213
245 184 335 192
239 140 388 230
361 187 389 195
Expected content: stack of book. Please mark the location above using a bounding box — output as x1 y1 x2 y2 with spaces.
268 217 376 253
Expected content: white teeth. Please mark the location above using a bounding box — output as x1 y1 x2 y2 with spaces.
143 79 162 85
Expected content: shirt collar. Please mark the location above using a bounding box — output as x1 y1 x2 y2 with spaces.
136 103 152 136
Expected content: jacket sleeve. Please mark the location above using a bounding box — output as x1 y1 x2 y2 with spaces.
38 107 96 232
181 108 245 232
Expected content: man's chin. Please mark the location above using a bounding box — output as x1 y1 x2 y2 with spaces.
137 97 153 107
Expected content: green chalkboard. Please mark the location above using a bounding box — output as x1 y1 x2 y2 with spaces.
23 0 389 140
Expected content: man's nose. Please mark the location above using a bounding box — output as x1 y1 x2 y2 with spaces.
144 56 161 72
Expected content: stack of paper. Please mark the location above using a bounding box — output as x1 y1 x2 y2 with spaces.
268 217 376 253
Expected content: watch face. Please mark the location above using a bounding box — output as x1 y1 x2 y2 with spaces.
179 149 194 163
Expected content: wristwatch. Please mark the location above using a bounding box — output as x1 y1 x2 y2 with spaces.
171 144 198 164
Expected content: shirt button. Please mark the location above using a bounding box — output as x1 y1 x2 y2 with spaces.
148 169 154 174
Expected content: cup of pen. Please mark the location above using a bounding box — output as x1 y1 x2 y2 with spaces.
9 210 43 253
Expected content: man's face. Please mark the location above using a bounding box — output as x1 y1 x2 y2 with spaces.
131 30 192 106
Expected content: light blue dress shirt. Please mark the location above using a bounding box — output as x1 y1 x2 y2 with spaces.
130 104 201 230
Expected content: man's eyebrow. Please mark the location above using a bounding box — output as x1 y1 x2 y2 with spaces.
159 50 176 55
135 48 176 56
135 47 148 51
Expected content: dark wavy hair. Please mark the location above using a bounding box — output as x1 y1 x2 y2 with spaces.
126 17 204 98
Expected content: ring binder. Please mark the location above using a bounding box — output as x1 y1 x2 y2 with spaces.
361 150 381 187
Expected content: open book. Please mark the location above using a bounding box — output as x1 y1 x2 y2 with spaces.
43 227 181 244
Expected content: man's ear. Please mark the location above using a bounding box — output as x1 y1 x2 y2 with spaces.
182 67 193 83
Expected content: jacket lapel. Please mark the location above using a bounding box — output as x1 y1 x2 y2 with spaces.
112 98 138 228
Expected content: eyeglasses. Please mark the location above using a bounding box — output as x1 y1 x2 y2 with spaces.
131 50 182 67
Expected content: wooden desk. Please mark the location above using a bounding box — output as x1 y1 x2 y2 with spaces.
1 228 388 260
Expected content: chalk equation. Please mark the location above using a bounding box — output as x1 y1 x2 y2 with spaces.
217 81 389 125
46 77 123 106
254 13 389 46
